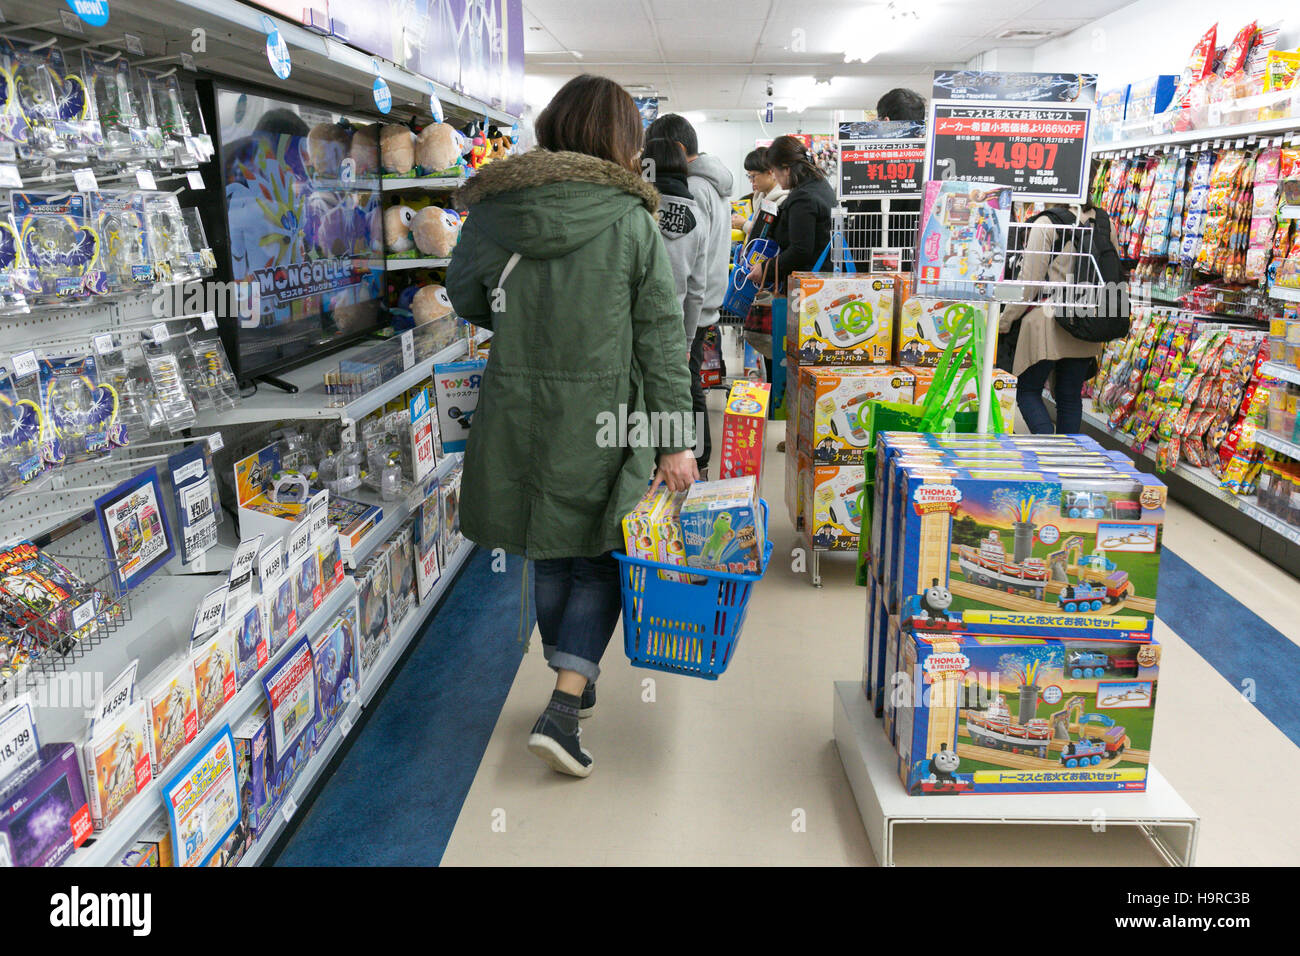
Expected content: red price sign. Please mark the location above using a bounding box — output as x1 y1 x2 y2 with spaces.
838 140 926 199
972 140 1059 171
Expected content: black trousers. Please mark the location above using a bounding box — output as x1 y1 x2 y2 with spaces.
688 326 712 469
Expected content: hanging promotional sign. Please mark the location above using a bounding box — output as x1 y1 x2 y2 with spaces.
65 0 110 27
838 140 926 199
925 71 1097 202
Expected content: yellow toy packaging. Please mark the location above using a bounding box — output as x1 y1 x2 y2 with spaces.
804 462 867 551
621 486 693 582
787 273 896 365
797 365 915 464
720 381 771 490
894 295 983 366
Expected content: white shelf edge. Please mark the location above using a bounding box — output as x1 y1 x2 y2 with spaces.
385 258 452 271
1255 429 1300 460
65 577 359 867
1093 114 1300 155
1269 285 1300 303
335 338 468 422
1261 362 1300 385
234 537 475 866
381 178 465 191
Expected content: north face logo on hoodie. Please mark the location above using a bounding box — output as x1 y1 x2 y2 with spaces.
659 200 697 238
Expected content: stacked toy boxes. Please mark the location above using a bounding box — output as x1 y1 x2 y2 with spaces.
862 431 1167 796
785 272 914 553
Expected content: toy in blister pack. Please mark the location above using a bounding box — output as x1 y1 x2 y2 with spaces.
0 213 40 314
356 552 391 684
136 67 193 161
38 355 123 466
182 327 238 410
82 49 146 158
0 45 33 157
13 193 104 300
143 194 194 283
2 39 65 157
142 335 197 433
0 365 45 494
92 336 163 435
181 207 217 275
386 525 416 627
40 42 101 156
89 192 153 293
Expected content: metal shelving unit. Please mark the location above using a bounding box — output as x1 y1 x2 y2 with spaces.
1255 429 1300 462
1093 115 1300 156
343 453 463 570
1262 362 1300 386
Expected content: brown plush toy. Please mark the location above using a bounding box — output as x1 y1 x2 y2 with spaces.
412 283 453 325
415 123 462 174
380 124 415 174
306 123 351 178
349 123 380 176
412 206 462 258
383 204 416 253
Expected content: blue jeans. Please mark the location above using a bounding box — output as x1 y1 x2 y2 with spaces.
533 553 622 683
1016 357 1094 434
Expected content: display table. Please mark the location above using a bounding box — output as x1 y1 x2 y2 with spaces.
832 682 1200 867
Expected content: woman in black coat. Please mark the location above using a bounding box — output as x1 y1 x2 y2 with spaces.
747 134 837 288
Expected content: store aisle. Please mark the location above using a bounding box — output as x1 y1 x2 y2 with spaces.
273 548 530 866
437 396 1300 867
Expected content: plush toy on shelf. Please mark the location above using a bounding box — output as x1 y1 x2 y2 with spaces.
380 124 415 175
305 122 351 179
412 206 461 258
415 122 463 175
383 204 416 253
412 283 453 326
350 123 380 176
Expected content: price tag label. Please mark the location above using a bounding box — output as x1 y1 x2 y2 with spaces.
187 170 204 189
11 350 37 379
192 585 228 638
72 167 98 191
151 322 169 343
401 330 415 370
202 313 218 330
59 9 84 33
94 661 138 732
281 795 298 822
125 33 145 55
0 164 21 187
135 168 157 190
258 539 285 582
0 700 39 783
208 431 224 452
339 713 353 737
72 599 95 631
92 333 114 354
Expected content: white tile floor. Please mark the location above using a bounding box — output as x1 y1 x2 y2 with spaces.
441 394 1300 866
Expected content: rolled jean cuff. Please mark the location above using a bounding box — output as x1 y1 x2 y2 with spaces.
546 650 600 684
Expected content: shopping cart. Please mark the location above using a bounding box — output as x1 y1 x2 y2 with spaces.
613 500 773 680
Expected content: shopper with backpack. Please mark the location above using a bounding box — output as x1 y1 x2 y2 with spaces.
999 203 1129 434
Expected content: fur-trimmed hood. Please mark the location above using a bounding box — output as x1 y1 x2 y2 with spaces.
452 149 660 260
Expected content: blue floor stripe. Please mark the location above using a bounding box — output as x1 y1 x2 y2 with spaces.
1157 548 1300 748
274 549 531 866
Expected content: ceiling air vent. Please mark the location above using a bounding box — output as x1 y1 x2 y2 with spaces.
995 28 1056 40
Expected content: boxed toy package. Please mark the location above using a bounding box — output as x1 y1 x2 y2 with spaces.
621 485 695 582
719 381 770 489
141 656 198 773
118 818 174 867
915 181 1012 300
82 700 152 829
680 476 766 574
387 524 417 627
894 296 982 366
356 551 392 684
0 743 92 866
787 273 896 365
797 365 916 464
894 628 1160 795
312 598 359 748
232 706 276 840
191 625 237 730
804 463 867 552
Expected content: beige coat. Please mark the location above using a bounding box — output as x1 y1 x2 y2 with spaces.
999 206 1105 377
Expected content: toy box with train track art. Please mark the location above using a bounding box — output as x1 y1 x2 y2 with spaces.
805 463 867 552
892 464 1166 640
893 630 1160 794
914 182 1012 300
797 366 915 464
787 273 896 365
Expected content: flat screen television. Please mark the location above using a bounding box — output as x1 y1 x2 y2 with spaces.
206 83 385 384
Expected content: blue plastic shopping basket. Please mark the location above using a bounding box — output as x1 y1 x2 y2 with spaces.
613 500 773 680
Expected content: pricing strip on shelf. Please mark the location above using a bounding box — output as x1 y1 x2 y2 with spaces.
281 795 298 823
401 330 415 370
187 170 204 189
135 168 157 190
11 349 38 379
837 139 926 199
0 697 39 783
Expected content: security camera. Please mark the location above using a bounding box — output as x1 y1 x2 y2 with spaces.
766 83 773 97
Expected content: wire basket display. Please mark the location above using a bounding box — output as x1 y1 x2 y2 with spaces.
0 551 131 700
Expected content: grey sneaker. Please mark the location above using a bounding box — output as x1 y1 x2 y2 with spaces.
580 682 596 719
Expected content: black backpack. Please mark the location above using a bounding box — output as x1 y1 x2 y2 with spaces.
1034 205 1130 343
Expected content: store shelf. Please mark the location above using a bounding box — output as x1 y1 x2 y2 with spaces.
196 337 467 426
1255 429 1300 461
343 452 463 570
237 537 474 866
1262 362 1300 385
385 258 452 271
66 576 359 867
1270 285 1300 304
832 682 1200 866
381 178 465 192
1093 115 1300 155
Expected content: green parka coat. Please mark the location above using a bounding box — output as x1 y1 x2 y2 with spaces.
445 149 696 559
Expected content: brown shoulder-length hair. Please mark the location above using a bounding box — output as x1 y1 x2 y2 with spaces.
766 134 824 188
535 75 643 172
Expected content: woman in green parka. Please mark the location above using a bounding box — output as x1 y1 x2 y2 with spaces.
446 75 698 778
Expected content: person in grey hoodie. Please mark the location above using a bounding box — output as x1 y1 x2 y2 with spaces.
644 137 707 346
646 113 734 474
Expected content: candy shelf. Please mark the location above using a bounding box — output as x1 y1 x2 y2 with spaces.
1092 115 1300 156
195 337 467 427
65 575 359 867
237 537 474 866
1262 362 1300 386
